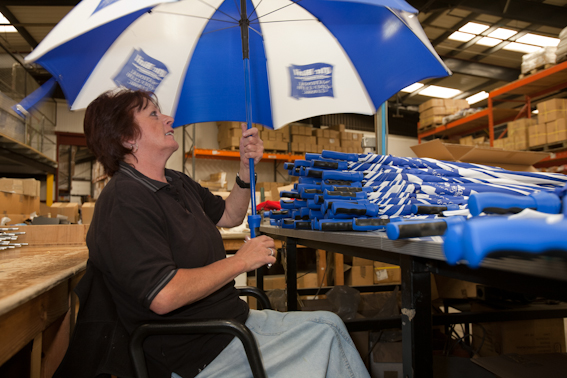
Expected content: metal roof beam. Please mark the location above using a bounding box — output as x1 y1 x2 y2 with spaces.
442 57 520 82
408 0 567 29
0 5 38 48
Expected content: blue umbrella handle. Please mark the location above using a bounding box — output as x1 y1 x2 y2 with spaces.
468 192 561 216
444 217 567 268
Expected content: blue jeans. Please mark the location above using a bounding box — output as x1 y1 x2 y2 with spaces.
173 309 370 378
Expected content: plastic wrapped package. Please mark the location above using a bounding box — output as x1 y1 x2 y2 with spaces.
521 46 557 74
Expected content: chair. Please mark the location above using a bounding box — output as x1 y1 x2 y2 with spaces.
129 286 271 378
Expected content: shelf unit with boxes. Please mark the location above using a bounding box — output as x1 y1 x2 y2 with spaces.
417 60 567 168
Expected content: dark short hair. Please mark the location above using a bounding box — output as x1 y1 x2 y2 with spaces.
84 89 157 177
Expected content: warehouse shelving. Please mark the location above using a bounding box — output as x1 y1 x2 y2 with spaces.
185 148 304 162
418 60 567 168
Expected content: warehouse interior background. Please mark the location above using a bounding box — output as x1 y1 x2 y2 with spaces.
0 0 566 200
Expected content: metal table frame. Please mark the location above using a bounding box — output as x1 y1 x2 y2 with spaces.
259 225 567 378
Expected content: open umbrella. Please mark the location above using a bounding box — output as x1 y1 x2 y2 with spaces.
19 0 451 234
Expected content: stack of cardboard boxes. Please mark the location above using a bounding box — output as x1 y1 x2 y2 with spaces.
290 123 318 153
0 178 40 224
260 125 290 152
418 98 470 130
459 135 489 147
217 121 291 152
345 257 402 286
218 121 363 154
478 98 567 151
533 98 567 147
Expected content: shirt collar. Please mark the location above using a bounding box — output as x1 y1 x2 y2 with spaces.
118 161 172 193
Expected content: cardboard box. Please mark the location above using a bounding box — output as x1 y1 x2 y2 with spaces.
0 178 23 194
546 118 567 144
81 202 95 224
345 265 374 286
410 139 550 172
328 130 340 139
339 131 352 141
50 202 80 223
418 98 445 113
514 134 529 150
537 98 567 124
373 261 401 285
217 121 242 130
434 275 477 299
419 115 445 127
471 303 566 357
329 124 346 132
418 98 469 113
263 140 288 151
218 136 240 150
21 179 40 197
217 128 242 142
528 124 547 147
493 138 505 149
0 192 40 215
459 135 474 146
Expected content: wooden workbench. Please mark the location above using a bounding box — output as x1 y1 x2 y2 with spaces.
0 225 88 378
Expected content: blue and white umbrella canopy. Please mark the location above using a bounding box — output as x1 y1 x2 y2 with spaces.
24 0 450 129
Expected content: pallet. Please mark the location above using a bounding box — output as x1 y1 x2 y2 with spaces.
220 145 239 151
528 140 567 152
518 64 555 79
418 123 443 133
264 149 288 154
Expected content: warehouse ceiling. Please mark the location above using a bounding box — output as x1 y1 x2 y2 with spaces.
1 0 567 113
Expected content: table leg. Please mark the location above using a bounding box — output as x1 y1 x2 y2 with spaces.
401 255 432 378
285 239 298 311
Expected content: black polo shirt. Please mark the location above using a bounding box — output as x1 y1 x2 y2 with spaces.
87 162 249 378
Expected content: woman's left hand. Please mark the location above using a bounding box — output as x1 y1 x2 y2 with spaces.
239 123 264 168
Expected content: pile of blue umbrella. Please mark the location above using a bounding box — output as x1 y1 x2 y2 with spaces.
263 150 567 267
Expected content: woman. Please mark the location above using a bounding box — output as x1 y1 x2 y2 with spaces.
83 89 370 378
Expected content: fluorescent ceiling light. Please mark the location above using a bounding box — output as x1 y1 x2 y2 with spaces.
419 85 461 99
476 37 502 47
466 91 488 104
400 83 424 93
503 42 542 53
516 33 560 47
448 31 476 42
459 22 490 34
0 25 16 33
532 109 539 114
487 28 517 40
0 13 9 24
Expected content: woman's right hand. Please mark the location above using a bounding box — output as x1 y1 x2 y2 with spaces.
234 235 277 272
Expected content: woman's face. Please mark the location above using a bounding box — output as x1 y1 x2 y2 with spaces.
133 99 178 158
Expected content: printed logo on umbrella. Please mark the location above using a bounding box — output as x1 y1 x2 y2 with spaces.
113 49 169 93
92 0 122 15
289 63 334 99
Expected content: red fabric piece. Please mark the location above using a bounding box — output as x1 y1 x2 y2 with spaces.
256 200 281 212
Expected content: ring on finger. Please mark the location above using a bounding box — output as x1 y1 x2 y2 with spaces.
268 247 274 257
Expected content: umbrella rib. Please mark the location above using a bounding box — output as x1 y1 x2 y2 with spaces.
249 0 306 23
154 7 239 24
251 19 316 24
